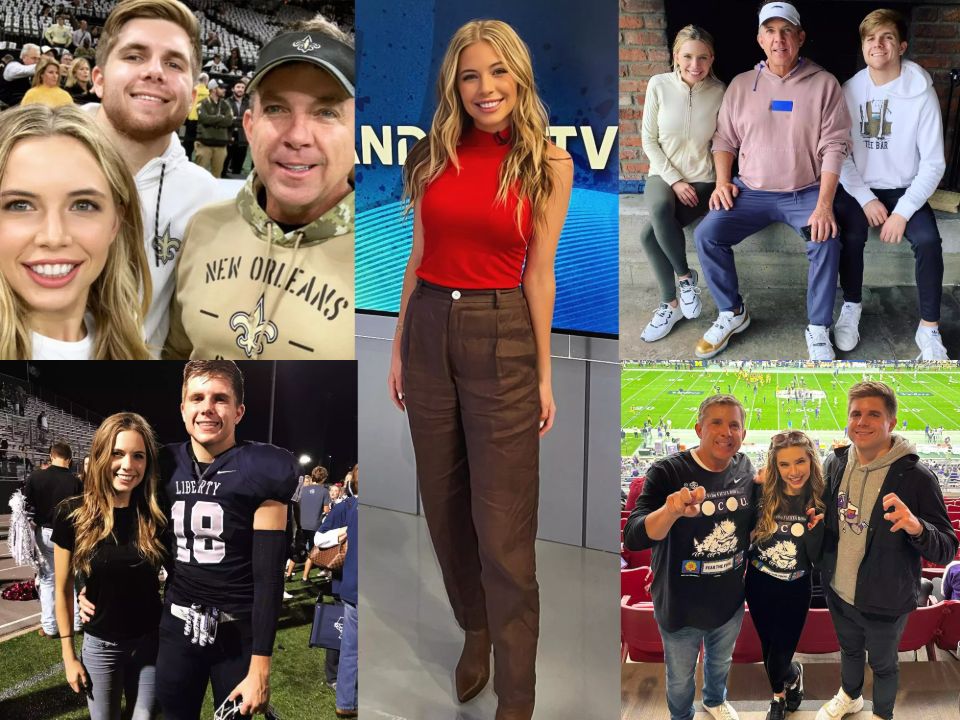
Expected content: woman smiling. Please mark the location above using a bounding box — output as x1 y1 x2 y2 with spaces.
0 105 151 358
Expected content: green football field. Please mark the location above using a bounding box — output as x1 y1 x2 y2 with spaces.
621 364 960 457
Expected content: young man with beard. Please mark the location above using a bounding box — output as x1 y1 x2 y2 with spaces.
816 382 956 720
163 16 354 360
624 395 757 720
90 0 219 354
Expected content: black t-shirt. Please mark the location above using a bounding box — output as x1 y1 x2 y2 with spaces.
750 492 824 580
52 498 162 641
24 465 81 527
624 450 757 632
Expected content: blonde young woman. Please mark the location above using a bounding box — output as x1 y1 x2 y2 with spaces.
0 104 151 359
387 19 573 720
747 430 826 720
64 57 98 105
52 413 166 720
639 25 725 342
20 56 73 107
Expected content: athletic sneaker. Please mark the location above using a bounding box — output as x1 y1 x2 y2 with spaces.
766 697 786 720
833 301 862 352
677 268 702 319
640 303 682 342
915 325 950 360
815 688 864 720
806 324 835 361
703 700 740 720
695 307 750 359
784 661 804 711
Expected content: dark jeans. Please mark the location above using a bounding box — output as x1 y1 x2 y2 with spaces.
834 185 943 322
641 174 713 303
745 564 809 693
825 585 909 720
402 280 540 708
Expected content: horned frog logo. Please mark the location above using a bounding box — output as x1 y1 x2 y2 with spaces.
693 519 738 558
153 225 182 266
229 295 278 358
759 540 798 570
292 34 322 53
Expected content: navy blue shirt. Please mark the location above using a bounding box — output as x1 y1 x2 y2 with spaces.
320 496 357 606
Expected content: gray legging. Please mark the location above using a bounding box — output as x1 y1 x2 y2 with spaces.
640 174 714 303
81 631 158 720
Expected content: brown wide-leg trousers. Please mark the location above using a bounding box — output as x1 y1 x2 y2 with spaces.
402 279 541 708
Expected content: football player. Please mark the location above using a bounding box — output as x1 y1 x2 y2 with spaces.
80 360 296 718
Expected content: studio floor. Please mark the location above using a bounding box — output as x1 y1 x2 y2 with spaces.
359 506 620 719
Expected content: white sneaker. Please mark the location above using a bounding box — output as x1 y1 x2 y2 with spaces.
703 700 740 720
677 268 702 319
282 590 293 600
695 307 750 359
833 301 861 352
806 324 835 361
915 325 950 360
815 688 864 720
641 303 682 342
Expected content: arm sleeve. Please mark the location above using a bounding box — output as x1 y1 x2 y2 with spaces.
838 89 875 205
196 99 214 125
804 513 825 565
3 62 35 81
892 89 946 221
217 104 235 128
623 462 673 551
909 470 958 566
250 529 286 656
817 77 852 177
710 86 741 157
640 79 681 186
161 229 193 360
318 502 345 533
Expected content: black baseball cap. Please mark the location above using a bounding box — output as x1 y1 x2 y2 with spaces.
247 32 354 97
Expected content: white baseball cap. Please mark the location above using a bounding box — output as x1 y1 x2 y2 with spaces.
759 2 801 28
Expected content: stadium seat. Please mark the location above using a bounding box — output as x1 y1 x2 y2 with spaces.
620 517 628 533
898 602 948 660
622 546 651 569
732 606 763 663
935 600 960 655
620 596 665 662
621 566 653 602
796 608 841 654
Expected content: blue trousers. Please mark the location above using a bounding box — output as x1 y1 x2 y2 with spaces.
336 601 357 712
694 178 840 326
833 185 943 322
81 630 158 720
656 604 744 720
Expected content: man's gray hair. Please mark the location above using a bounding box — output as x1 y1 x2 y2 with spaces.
20 43 39 60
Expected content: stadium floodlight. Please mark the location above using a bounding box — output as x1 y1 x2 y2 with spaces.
299 454 312 466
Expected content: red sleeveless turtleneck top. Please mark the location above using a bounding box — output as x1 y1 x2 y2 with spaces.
417 125 533 289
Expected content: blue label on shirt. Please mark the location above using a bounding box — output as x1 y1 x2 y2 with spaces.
771 100 794 112
681 559 702 576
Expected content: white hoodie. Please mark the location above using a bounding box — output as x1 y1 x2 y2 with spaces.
82 104 219 354
839 59 945 221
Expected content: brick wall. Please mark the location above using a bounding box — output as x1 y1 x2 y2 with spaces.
620 2 960 191
619 0 670 192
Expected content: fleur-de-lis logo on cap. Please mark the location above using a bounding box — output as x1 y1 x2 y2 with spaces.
229 295 278 358
292 34 322 54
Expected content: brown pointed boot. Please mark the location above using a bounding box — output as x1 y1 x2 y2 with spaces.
455 628 491 703
494 703 534 720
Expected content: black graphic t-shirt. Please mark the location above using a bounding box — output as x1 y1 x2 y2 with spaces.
750 492 824 581
624 450 757 632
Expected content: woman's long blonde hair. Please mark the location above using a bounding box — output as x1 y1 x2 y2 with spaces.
402 19 559 236
754 430 826 543
0 105 151 359
64 57 91 90
68 413 166 577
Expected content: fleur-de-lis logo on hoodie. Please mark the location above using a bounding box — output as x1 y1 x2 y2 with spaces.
153 225 182 266
229 295 278 358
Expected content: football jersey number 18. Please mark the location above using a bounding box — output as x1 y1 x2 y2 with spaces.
172 500 226 564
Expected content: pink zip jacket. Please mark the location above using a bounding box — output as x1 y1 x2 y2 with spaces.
712 58 851 192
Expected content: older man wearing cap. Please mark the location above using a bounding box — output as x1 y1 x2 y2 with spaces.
164 15 355 360
692 1 851 361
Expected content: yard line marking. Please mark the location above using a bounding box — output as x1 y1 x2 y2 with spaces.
0 612 40 631
0 660 64 701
